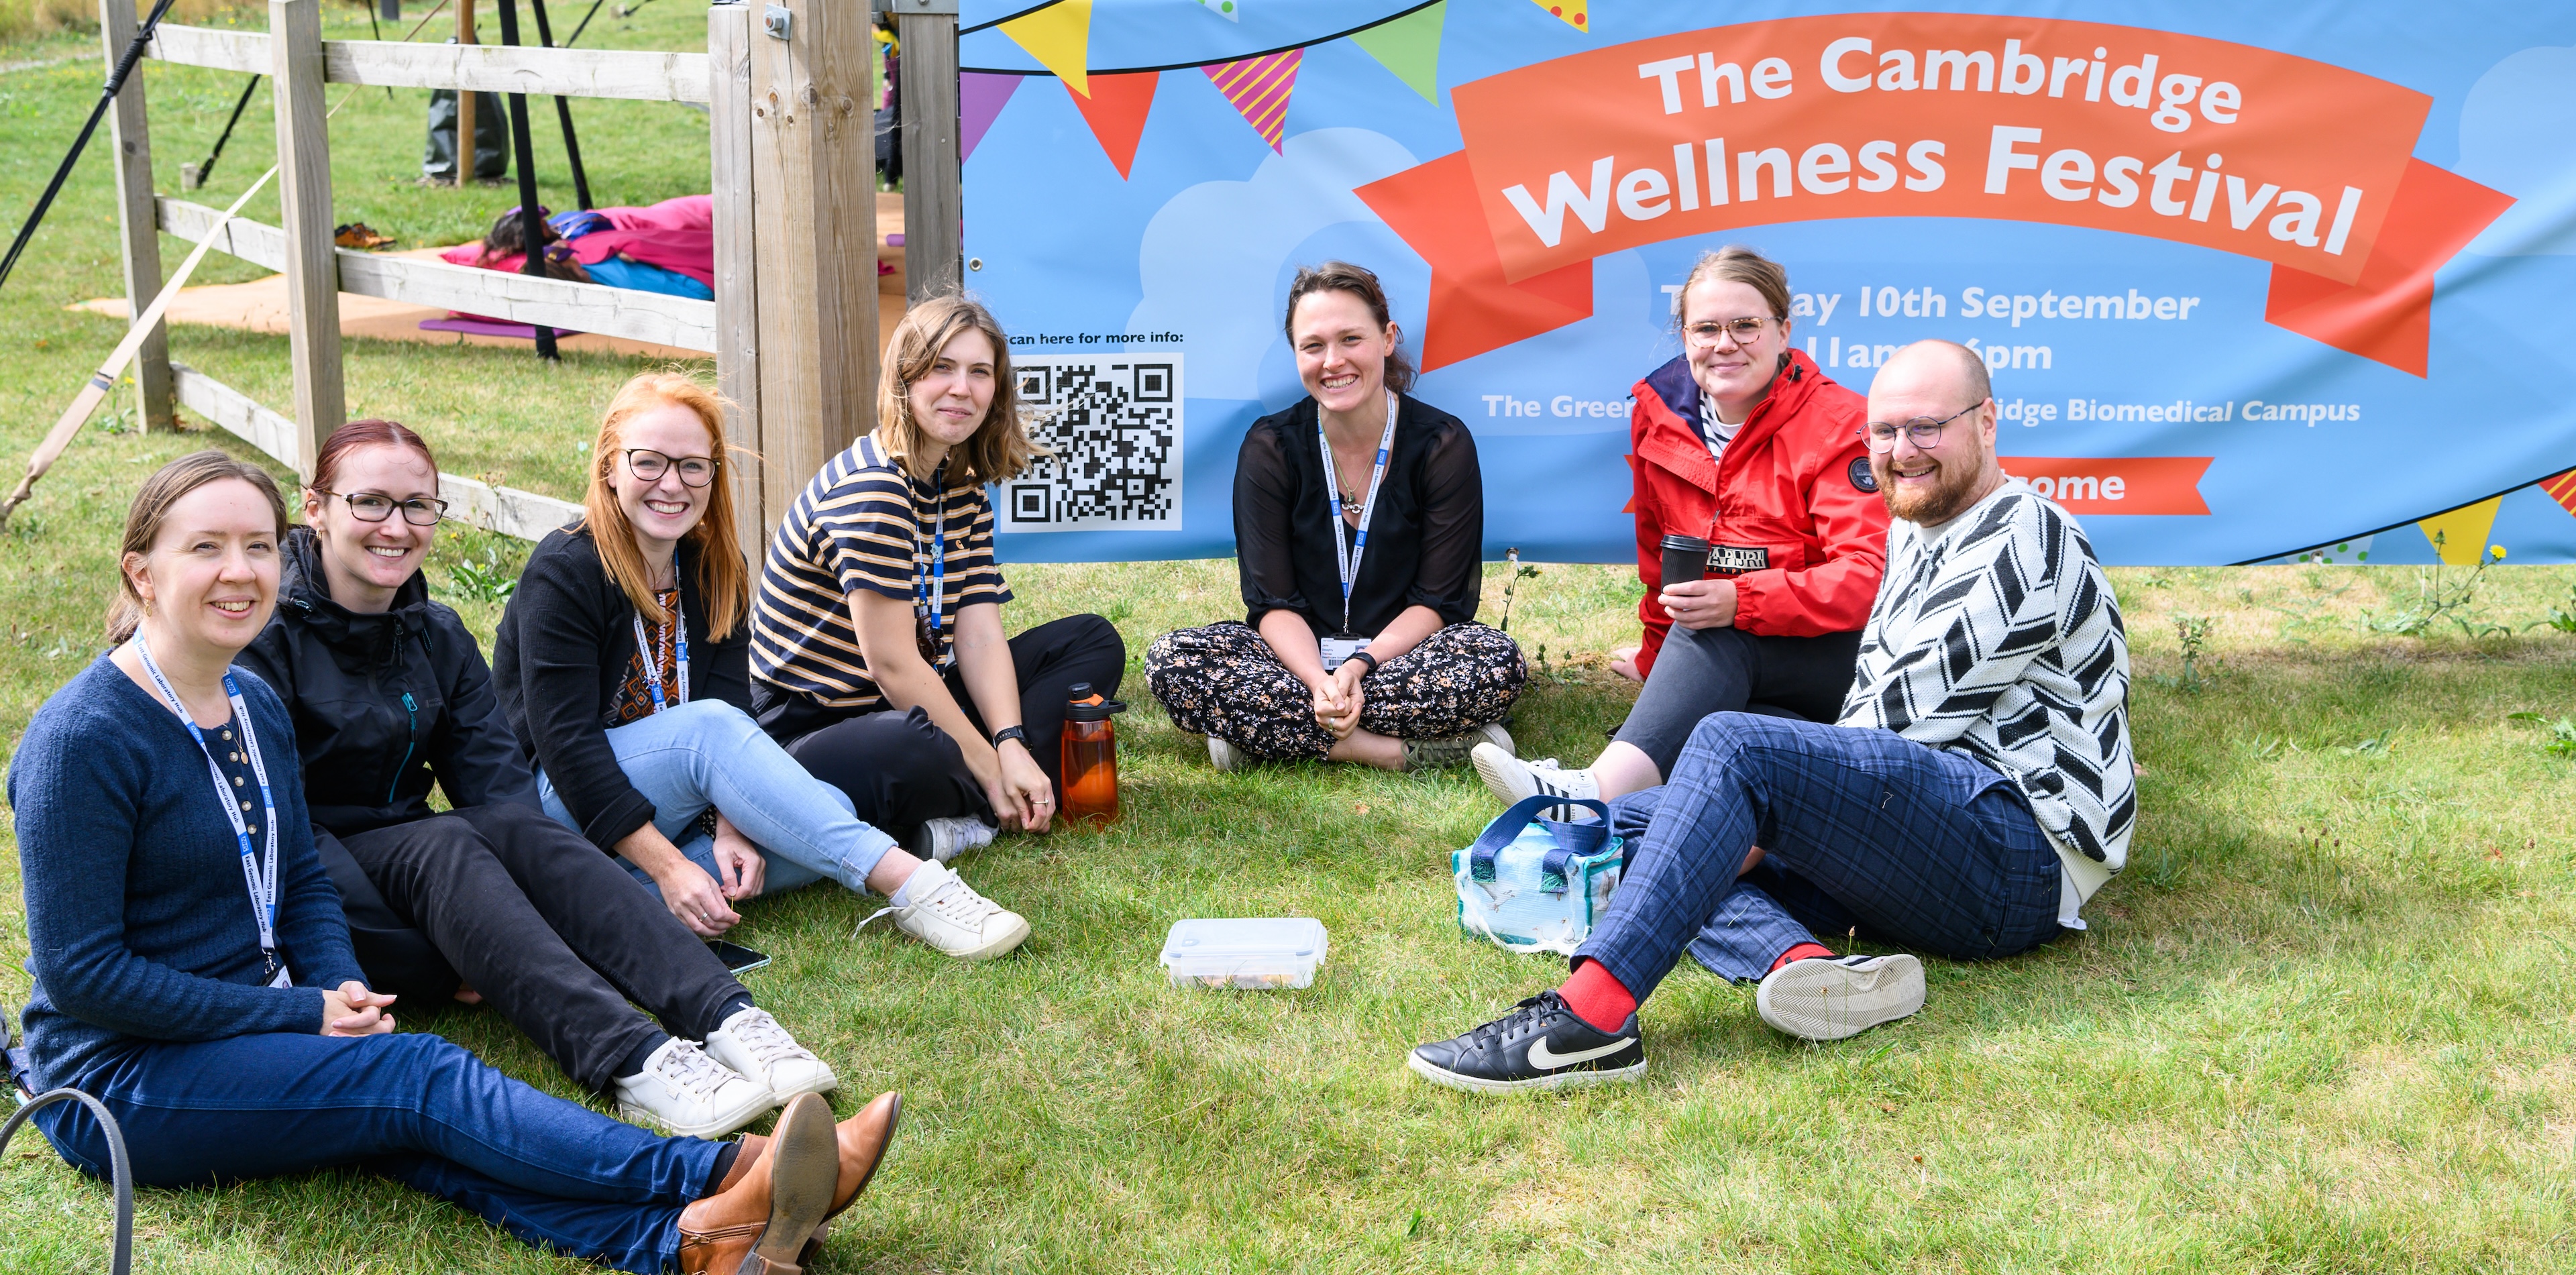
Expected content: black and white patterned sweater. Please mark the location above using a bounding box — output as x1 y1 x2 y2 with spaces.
1837 478 2134 922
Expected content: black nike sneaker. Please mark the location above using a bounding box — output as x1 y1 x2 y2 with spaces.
1407 990 1646 1095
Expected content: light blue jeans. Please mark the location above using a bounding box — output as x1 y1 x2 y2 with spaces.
537 699 902 901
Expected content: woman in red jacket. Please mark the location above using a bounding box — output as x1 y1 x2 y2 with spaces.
1474 246 1888 808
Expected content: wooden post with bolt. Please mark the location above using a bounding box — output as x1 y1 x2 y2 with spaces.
101 0 174 431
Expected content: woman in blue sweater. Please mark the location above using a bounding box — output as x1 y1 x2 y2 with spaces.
7 452 896 1274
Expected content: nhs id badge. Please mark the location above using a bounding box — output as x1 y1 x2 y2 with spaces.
1320 636 1371 671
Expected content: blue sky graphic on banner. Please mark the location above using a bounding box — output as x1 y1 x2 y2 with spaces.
957 1 2576 566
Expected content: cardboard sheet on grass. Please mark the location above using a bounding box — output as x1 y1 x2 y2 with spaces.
958 0 2576 567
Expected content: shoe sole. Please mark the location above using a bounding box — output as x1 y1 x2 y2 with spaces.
945 913 1032 961
1756 954 1926 1042
798 1093 904 1268
1470 744 1534 808
616 1089 779 1140
767 1070 839 1102
745 1093 841 1274
1405 1050 1644 1095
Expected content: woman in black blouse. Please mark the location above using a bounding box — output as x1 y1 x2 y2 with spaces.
1146 262 1526 771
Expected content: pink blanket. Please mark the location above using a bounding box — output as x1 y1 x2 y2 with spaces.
441 197 716 287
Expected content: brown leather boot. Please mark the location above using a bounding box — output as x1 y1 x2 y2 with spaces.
789 1091 905 1265
714 1134 767 1195
678 1092 840 1274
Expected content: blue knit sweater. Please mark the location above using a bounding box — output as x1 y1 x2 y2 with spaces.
9 655 364 1091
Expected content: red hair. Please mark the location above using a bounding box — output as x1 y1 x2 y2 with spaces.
311 419 439 497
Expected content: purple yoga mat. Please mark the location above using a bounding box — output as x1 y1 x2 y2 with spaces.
420 317 582 340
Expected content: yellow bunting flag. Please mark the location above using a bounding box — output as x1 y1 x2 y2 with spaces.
1528 0 1586 32
1350 0 1444 101
1000 0 1093 97
2416 496 2504 565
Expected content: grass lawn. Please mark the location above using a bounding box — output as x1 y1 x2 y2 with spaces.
8 9 2576 1274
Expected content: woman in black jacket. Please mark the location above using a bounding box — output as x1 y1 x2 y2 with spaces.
490 372 1032 962
239 419 833 1139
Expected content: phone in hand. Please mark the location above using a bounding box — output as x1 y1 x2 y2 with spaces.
706 940 771 974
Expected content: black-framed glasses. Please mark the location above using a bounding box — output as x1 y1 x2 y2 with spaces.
1683 315 1774 347
1865 400 1987 452
319 489 447 526
622 448 718 488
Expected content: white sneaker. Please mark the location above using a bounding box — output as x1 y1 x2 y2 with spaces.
1756 954 1925 1042
909 815 995 865
1472 742 1597 818
611 1037 776 1138
1208 736 1244 772
703 1006 838 1103
865 860 1030 960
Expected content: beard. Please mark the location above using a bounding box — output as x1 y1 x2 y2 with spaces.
1874 451 1989 525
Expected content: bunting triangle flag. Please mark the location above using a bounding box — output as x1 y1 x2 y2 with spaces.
1528 0 1586 32
2540 467 2576 518
1203 50 1300 151
1000 0 1093 97
959 72 1022 164
1068 72 1159 178
1351 1 1444 101
1192 0 1239 19
2416 495 2504 565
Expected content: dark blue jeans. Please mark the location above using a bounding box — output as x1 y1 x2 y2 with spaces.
35 1030 723 1273
1580 713 2065 999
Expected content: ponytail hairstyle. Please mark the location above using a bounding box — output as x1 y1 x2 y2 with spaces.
1674 245 1792 329
108 451 289 642
579 372 751 640
873 292 1047 487
1281 260 1415 394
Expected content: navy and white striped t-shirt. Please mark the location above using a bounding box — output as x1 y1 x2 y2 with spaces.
750 435 1010 714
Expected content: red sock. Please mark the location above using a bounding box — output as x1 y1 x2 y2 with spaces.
1769 942 1835 974
1558 960 1638 1033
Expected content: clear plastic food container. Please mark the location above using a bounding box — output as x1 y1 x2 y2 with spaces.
1159 918 1328 990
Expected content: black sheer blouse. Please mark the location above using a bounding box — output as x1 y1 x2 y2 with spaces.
1234 393 1485 640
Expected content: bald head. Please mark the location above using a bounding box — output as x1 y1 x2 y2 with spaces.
1874 339 1990 407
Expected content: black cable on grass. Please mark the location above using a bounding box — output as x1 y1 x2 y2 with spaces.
529 0 593 210
0 0 183 296
495 0 559 359
195 74 263 186
562 0 609 48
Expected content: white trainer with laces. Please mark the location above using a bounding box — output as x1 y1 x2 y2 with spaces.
863 860 1031 960
1756 954 1925 1042
1472 742 1599 818
703 1006 839 1103
1207 736 1244 772
909 815 996 865
610 1037 777 1138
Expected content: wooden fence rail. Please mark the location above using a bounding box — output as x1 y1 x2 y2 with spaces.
147 25 712 103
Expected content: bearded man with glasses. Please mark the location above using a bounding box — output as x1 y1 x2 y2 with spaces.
1411 339 2133 1095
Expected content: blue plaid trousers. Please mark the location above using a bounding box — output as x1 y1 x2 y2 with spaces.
1577 712 2066 999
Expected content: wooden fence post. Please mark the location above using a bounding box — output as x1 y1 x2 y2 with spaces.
101 0 174 431
269 0 343 476
749 0 877 524
454 0 478 185
890 0 958 301
708 0 765 551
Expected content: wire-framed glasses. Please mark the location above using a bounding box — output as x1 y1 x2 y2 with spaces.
1683 316 1774 347
1865 401 1986 452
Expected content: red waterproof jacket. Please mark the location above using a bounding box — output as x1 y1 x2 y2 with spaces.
1628 349 1888 678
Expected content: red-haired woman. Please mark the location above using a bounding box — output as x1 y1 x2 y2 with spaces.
239 419 828 1139
492 372 1034 962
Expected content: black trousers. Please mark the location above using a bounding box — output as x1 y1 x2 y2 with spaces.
1612 626 1865 779
764 613 1127 843
325 803 748 1091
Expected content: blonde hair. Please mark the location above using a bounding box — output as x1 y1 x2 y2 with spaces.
579 372 749 640
873 292 1047 487
1677 245 1792 327
109 451 288 643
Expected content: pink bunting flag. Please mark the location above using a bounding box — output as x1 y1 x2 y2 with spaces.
1202 49 1300 152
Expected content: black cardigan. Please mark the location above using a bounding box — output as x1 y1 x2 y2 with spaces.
237 527 540 838
491 525 751 850
1234 392 1485 640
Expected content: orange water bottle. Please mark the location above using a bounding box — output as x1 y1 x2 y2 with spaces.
1059 683 1128 828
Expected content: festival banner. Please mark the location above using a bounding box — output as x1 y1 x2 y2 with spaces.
959 0 2576 567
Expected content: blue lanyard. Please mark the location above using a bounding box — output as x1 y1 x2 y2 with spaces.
629 589 690 712
135 637 286 986
1318 390 1399 637
916 463 948 665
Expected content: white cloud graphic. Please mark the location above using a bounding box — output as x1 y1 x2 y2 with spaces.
2459 44 2576 256
1126 127 1419 399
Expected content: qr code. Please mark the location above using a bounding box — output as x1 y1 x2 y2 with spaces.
1002 354 1183 532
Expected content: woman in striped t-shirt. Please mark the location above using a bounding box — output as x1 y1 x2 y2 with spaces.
748 295 1126 861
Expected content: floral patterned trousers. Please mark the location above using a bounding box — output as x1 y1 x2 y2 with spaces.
1144 620 1527 761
